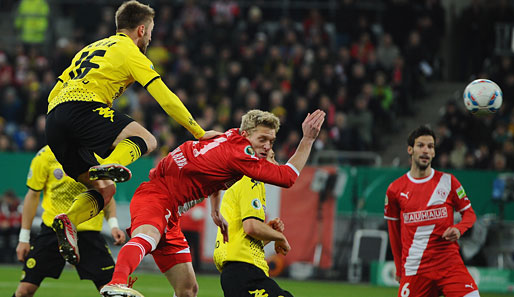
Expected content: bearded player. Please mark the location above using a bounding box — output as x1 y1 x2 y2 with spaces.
384 126 479 297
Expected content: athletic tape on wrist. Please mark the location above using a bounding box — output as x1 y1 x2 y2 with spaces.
19 228 30 243
108 217 119 230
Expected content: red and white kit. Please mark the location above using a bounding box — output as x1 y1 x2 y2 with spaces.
385 168 479 297
128 128 299 266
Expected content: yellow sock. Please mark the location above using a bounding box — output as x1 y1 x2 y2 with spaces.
102 138 143 166
67 191 104 226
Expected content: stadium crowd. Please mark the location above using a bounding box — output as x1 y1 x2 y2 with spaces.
0 0 512 169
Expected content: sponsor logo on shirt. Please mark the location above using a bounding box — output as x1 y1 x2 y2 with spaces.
178 198 205 216
244 145 255 156
171 147 188 169
403 207 448 223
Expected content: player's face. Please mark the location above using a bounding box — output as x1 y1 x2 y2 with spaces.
409 135 435 170
138 20 154 54
244 126 276 159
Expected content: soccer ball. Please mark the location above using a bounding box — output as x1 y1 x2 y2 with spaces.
463 79 503 114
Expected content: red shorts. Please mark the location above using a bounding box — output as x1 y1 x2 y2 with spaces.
128 181 192 273
399 265 478 297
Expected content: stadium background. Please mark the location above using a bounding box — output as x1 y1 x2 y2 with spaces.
1 0 514 296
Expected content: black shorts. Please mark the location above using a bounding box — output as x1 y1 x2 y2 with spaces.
21 223 115 288
221 261 293 297
46 101 134 180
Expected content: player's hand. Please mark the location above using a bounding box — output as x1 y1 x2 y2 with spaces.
268 218 284 233
275 237 291 256
302 110 325 140
199 130 224 140
442 227 461 242
111 227 126 245
266 150 278 165
16 242 30 262
211 210 229 243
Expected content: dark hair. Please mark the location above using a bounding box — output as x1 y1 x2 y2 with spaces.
115 0 155 31
407 125 436 147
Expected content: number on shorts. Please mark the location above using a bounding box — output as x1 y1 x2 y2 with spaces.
401 283 410 297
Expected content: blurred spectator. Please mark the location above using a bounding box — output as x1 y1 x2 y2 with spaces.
14 0 50 47
376 33 400 72
0 190 21 263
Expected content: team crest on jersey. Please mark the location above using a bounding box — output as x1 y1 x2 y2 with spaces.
244 145 255 156
26 258 36 269
251 198 262 210
54 168 64 180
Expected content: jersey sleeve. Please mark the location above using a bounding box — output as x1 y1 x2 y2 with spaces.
450 174 472 212
125 49 160 88
384 183 400 220
26 149 49 191
226 144 298 188
238 177 266 222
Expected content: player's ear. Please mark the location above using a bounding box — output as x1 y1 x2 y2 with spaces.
407 146 413 156
137 24 145 37
241 130 248 137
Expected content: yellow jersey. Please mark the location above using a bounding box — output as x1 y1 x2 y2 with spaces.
26 146 104 231
47 32 205 139
48 33 158 112
213 176 269 275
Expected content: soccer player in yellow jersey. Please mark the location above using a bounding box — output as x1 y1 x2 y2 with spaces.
213 150 294 297
45 0 219 265
13 146 126 297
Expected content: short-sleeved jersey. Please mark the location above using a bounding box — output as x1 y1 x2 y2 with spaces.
384 169 472 276
213 176 268 275
26 146 104 231
48 33 159 112
150 128 298 220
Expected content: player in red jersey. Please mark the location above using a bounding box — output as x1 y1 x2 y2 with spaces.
100 109 325 297
384 126 480 297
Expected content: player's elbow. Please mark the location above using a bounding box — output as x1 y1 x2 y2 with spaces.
243 219 259 237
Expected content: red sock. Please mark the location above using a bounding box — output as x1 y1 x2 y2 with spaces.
110 235 154 285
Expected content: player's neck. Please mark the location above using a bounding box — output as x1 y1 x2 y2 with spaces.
409 165 432 179
117 29 138 44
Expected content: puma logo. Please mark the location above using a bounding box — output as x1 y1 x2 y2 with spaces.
465 283 474 289
400 192 410 199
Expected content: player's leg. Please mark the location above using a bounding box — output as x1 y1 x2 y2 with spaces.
163 263 198 297
154 225 197 297
101 185 168 297
398 274 439 297
75 231 116 291
46 102 130 264
89 121 157 181
14 225 66 297
436 265 480 297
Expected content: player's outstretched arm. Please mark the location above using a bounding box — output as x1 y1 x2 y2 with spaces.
287 109 325 173
16 189 40 262
243 218 290 254
146 79 206 139
210 191 228 243
103 199 126 245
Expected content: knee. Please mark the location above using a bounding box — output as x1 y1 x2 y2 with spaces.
175 282 198 297
15 285 36 297
95 181 116 204
145 134 157 154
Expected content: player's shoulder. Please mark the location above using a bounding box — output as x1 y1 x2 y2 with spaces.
33 145 54 162
389 173 409 189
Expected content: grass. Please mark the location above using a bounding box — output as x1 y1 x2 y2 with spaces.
0 265 511 297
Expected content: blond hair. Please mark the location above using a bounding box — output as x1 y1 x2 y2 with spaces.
240 110 280 134
115 0 155 31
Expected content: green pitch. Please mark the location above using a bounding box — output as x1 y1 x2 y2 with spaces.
0 265 511 297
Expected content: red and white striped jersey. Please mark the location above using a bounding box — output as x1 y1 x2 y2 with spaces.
384 168 475 276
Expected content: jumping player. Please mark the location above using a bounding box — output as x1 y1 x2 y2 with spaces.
45 0 217 266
